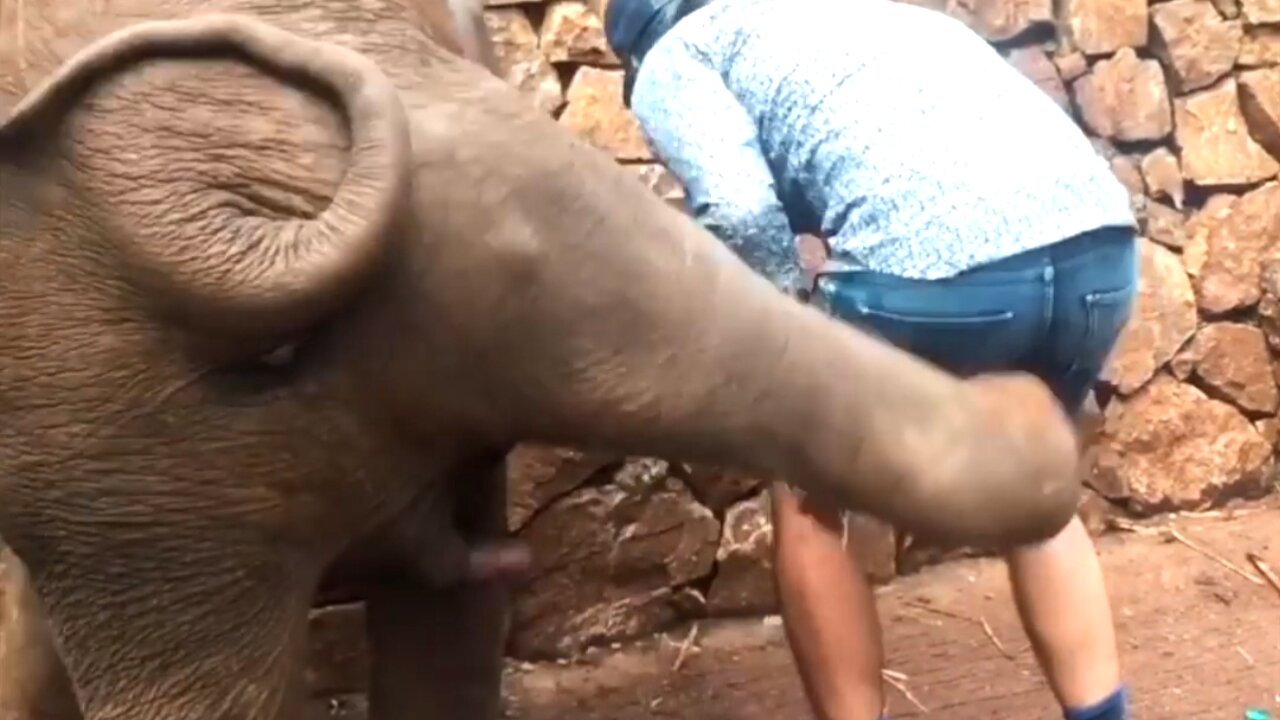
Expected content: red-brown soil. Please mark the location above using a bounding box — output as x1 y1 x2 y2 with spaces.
311 503 1280 720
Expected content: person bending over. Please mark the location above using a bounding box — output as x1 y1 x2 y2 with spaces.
603 1 1138 719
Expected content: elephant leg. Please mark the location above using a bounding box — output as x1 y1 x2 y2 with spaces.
365 462 511 720
365 581 508 720
27 541 315 720
0 547 82 720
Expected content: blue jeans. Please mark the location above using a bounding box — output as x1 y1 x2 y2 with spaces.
813 226 1139 413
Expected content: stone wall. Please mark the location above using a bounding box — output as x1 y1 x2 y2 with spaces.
463 0 1280 662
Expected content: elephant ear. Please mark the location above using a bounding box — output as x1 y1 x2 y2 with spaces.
0 15 411 342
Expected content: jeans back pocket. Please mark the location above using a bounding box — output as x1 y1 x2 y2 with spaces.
819 276 1042 377
1081 285 1137 369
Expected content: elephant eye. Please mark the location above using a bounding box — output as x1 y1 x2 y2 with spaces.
255 343 298 368
207 339 309 397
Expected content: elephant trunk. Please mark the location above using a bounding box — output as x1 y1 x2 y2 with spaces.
0 15 410 339
432 134 1082 547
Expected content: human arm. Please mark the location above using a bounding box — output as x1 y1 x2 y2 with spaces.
629 46 800 294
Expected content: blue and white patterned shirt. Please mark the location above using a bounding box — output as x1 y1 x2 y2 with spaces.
629 0 1137 294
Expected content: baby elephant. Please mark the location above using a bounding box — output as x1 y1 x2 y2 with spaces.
0 10 1083 720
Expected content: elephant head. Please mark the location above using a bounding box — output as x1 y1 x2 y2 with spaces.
0 12 1082 719
0 11 1086 558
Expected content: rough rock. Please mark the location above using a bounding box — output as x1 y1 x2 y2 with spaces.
706 491 776 615
1254 417 1280 447
1076 487 1119 536
611 457 676 492
896 537 994 576
1170 342 1197 381
510 471 719 658
1238 68 1280 161
1149 0 1242 93
1110 156 1146 214
1090 374 1274 513
1174 78 1280 187
1005 46 1070 110
306 604 368 697
1213 0 1243 18
1177 323 1279 414
1190 182 1280 314
1054 50 1090 82
1072 48 1172 142
1141 147 1185 209
1059 0 1148 55
559 67 651 161
1257 259 1280 351
1239 27 1280 67
1110 155 1145 194
1181 193 1238 278
627 163 687 211
700 498 898 616
895 0 951 15
1240 0 1280 24
951 0 1054 41
1080 388 1107 439
507 444 617 531
1144 202 1188 249
678 464 764 513
1090 136 1120 160
665 588 706 620
540 1 618 66
1101 239 1198 395
483 8 565 115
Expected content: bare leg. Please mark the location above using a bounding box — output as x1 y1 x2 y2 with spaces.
1006 515 1122 708
771 483 885 720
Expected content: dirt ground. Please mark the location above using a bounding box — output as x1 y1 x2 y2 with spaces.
310 503 1280 720
504 504 1279 720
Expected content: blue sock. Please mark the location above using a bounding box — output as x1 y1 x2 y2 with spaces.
1064 686 1129 720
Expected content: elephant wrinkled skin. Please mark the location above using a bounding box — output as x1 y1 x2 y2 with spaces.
0 3 1085 719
